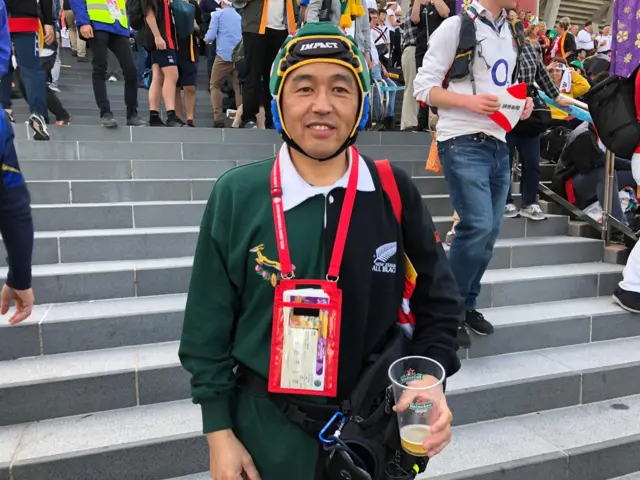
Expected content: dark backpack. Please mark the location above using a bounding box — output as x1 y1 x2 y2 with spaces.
170 0 196 39
127 0 146 30
232 40 247 82
584 65 640 160
445 13 523 93
540 126 571 163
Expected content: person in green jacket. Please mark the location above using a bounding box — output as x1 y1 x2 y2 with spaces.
179 21 462 480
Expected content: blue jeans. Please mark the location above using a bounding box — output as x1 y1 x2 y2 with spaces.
506 131 541 207
0 33 47 117
372 65 396 119
438 135 511 311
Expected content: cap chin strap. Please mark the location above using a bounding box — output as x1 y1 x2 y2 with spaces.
282 129 360 162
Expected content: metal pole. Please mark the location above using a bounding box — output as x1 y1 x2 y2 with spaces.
601 149 616 245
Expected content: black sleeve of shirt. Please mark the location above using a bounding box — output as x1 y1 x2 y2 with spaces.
40 0 54 26
565 33 576 53
392 165 463 379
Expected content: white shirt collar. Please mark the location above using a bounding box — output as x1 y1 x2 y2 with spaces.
277 144 376 212
469 0 506 27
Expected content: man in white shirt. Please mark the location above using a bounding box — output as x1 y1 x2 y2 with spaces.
385 1 401 66
413 0 533 347
576 21 595 53
596 25 612 60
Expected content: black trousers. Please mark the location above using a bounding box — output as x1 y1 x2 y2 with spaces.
241 29 288 126
89 30 139 118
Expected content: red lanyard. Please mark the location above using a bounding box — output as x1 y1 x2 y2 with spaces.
270 146 360 281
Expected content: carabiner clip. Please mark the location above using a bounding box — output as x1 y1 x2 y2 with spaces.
318 411 346 444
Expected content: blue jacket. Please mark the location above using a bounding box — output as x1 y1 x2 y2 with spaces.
0 109 34 290
0 0 11 78
70 0 130 37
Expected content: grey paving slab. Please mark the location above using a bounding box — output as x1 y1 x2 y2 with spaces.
133 202 206 227
191 179 216 200
425 420 565 479
517 395 640 480
31 125 132 142
181 143 276 161
0 320 40 361
411 176 449 195
611 474 640 480
136 263 192 296
27 181 71 204
510 238 603 267
592 310 640 341
30 269 135 304
360 145 429 161
58 229 198 262
0 237 59 266
79 141 183 160
11 401 207 480
599 272 623 296
71 180 193 203
32 204 134 230
21 160 133 181
0 372 137 425
0 424 27 472
169 474 211 480
132 160 236 179
132 127 223 144
222 128 280 144
42 295 186 354
448 351 580 425
15 140 78 160
138 365 191 405
372 131 433 145
538 338 640 403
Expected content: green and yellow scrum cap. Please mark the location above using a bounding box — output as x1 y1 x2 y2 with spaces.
269 22 371 138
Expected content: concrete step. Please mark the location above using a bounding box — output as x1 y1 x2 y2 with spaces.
0 257 193 304
3 224 598 267
0 294 186 361
0 400 208 480
610 474 640 480
1 334 638 429
27 179 216 204
28 178 471 205
0 253 621 307
4 294 636 365
476 262 623 309
424 394 640 480
2 394 639 480
464 297 640 359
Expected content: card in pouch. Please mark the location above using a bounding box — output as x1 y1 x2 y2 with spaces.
269 285 342 397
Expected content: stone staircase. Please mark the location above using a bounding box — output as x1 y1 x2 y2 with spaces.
1 52 639 480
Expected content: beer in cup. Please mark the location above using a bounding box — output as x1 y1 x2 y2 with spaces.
388 356 446 457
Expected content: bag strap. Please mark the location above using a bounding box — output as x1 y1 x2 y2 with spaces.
375 160 402 222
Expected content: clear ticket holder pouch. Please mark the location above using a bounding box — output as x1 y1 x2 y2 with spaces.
269 281 342 398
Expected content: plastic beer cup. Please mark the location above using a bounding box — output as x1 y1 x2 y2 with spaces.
388 356 446 457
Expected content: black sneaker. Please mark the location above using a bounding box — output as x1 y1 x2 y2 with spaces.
29 113 50 140
465 310 494 335
242 120 257 129
101 113 118 128
186 120 195 127
612 287 640 314
77 57 90 63
126 115 148 126
5 110 15 123
213 119 225 128
166 117 183 127
149 117 166 127
174 116 187 126
457 326 471 349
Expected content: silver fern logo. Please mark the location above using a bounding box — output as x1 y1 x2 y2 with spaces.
372 242 397 273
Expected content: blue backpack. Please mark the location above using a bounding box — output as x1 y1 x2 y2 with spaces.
170 0 196 39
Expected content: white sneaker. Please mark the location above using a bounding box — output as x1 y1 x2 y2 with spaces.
520 204 547 221
48 83 61 93
108 76 118 82
504 203 519 218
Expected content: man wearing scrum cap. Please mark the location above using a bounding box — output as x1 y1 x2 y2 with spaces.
414 0 533 348
179 21 461 480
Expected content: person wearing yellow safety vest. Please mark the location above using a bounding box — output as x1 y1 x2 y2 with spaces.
71 0 148 128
